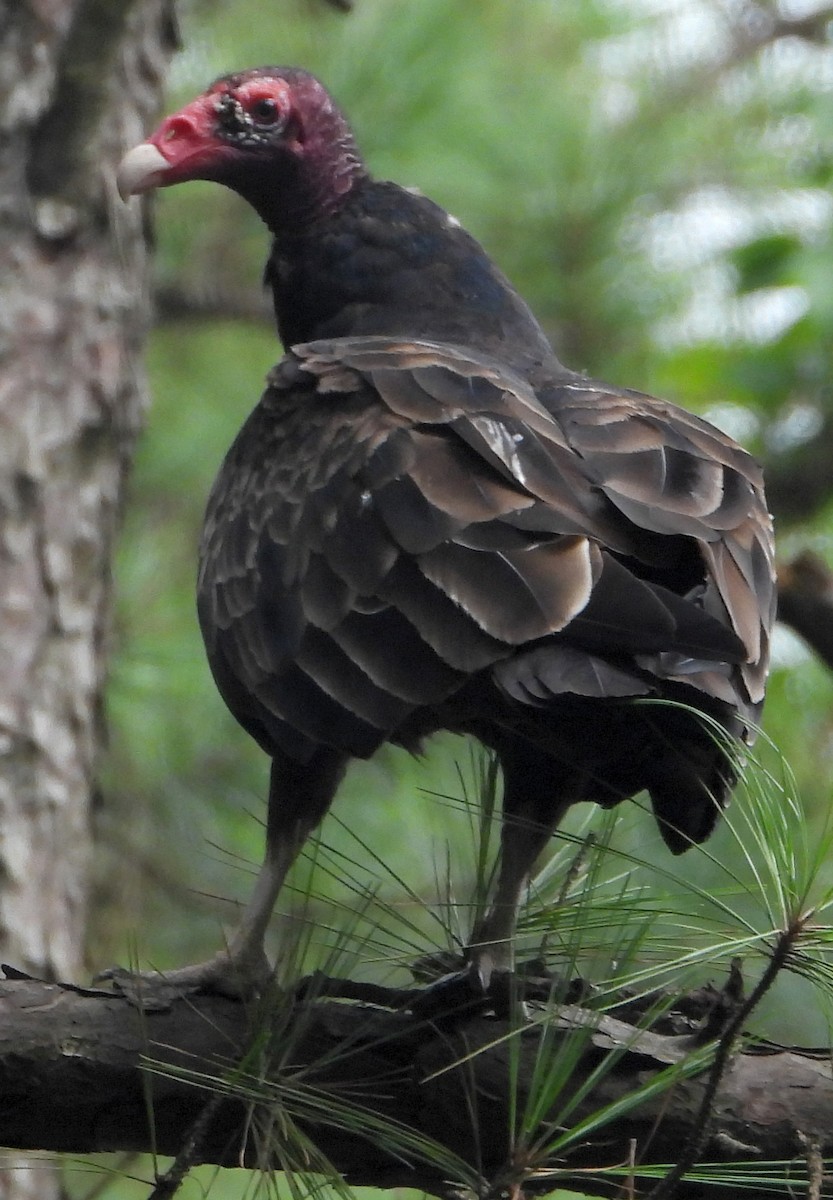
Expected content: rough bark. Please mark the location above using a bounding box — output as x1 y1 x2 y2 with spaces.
0 973 828 1200
0 1 175 1195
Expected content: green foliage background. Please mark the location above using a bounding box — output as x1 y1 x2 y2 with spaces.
79 1 833 1194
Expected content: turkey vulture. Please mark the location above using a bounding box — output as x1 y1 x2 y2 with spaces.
117 67 775 1001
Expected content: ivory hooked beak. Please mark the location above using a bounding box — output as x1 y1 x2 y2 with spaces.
116 142 172 200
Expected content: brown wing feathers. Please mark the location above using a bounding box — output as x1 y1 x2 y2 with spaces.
552 381 773 708
198 337 772 797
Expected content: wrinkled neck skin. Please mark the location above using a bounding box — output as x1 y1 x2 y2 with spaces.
259 175 558 378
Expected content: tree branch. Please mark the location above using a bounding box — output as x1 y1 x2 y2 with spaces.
763 416 833 528
777 550 833 672
1 973 830 1199
153 282 273 325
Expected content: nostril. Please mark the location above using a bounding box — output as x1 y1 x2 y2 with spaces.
162 115 200 142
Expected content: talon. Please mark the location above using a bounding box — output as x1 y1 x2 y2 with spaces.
93 952 273 1009
407 971 490 1024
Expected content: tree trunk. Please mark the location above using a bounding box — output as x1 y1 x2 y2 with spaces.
0 1 175 1194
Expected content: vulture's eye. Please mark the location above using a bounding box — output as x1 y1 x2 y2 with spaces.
251 97 282 125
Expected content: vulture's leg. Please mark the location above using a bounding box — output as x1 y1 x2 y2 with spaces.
467 745 571 995
213 747 349 988
100 748 347 1001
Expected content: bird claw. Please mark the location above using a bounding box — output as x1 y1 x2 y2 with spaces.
94 951 273 1010
406 962 529 1025
94 965 191 1011
481 967 530 1022
407 969 490 1024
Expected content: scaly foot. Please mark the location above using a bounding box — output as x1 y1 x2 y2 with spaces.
95 948 272 1009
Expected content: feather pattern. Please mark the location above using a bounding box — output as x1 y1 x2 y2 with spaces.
198 335 775 848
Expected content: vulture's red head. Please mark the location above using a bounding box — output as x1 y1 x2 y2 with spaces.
117 67 366 229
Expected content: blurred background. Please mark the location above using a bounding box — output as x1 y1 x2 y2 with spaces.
91 0 833 1078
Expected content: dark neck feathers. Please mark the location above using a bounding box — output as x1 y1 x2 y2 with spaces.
265 178 555 374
